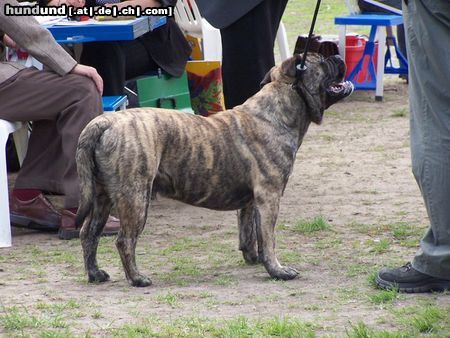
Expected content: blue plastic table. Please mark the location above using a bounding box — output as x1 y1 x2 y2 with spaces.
335 14 406 101
46 16 166 44
102 95 128 111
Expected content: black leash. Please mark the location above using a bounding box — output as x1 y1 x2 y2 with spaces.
292 0 323 120
297 0 322 74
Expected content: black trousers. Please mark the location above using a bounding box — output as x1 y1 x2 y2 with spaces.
220 0 289 109
80 38 159 96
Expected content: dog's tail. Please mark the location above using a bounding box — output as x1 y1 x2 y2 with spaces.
75 117 111 227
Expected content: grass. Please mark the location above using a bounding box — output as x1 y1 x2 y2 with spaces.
109 316 316 338
349 222 425 250
213 275 238 286
3 1 447 337
346 322 410 338
290 216 331 234
390 108 408 118
0 305 71 334
368 288 398 305
347 263 376 278
367 269 378 287
155 292 180 308
406 306 446 334
367 239 391 254
283 0 349 50
0 306 43 331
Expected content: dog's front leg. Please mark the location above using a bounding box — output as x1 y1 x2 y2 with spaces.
238 203 259 264
254 194 298 280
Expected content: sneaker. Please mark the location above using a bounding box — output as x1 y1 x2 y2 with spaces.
376 262 450 293
58 210 120 240
9 193 61 231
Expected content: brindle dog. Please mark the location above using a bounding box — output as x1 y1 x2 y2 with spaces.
76 53 353 287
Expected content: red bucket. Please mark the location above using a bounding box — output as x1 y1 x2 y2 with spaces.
345 34 378 83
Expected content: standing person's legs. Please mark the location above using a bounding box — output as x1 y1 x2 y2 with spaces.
407 0 450 280
376 0 450 292
396 25 407 65
81 39 158 96
81 42 126 96
220 0 288 109
357 0 402 12
0 68 102 209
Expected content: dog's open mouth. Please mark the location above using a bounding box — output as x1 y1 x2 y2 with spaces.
328 81 354 96
325 80 354 107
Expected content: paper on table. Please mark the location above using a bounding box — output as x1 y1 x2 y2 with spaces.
35 15 66 25
53 18 135 25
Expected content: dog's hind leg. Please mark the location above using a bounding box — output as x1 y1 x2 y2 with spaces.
254 194 299 281
115 184 152 287
80 188 113 284
238 203 259 264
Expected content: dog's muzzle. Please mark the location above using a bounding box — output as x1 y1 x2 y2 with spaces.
324 55 354 107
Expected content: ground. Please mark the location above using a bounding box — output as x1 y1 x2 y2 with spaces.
1 1 449 335
1 77 449 337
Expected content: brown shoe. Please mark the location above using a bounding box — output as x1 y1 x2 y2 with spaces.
9 193 61 231
58 210 120 240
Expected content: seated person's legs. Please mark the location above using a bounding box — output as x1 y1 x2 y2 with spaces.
0 68 119 238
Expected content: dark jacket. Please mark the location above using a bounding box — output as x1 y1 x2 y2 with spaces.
195 0 263 29
86 0 191 76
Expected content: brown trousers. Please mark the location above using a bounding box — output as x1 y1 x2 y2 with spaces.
0 68 102 208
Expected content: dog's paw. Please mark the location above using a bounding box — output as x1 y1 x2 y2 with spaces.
270 266 299 281
88 269 110 283
130 275 152 287
242 250 260 265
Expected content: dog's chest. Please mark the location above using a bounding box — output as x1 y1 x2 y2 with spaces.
154 169 253 210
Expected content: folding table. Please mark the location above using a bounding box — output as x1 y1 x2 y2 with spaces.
335 14 407 101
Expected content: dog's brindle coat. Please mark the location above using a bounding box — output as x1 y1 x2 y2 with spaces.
76 53 353 287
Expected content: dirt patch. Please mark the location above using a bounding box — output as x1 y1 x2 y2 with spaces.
1 78 448 337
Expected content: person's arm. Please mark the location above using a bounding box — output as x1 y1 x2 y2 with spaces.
1 0 103 92
0 0 77 75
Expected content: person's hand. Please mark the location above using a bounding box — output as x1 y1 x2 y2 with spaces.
70 64 104 93
3 34 18 49
67 0 85 8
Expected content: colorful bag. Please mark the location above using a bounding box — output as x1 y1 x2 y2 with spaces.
185 60 225 116
185 34 203 61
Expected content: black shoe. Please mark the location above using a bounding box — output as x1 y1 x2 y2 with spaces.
376 262 450 293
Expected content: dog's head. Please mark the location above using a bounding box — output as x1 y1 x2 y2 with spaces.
260 53 353 124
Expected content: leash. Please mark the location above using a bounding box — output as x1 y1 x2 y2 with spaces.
292 0 323 122
296 0 322 75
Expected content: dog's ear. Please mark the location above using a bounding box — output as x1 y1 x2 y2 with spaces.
260 67 274 88
280 54 303 78
296 81 324 125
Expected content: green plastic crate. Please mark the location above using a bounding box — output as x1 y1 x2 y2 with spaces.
136 71 193 113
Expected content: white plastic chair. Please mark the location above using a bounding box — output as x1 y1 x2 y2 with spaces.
174 0 290 61
276 21 290 61
0 120 29 248
174 0 222 61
